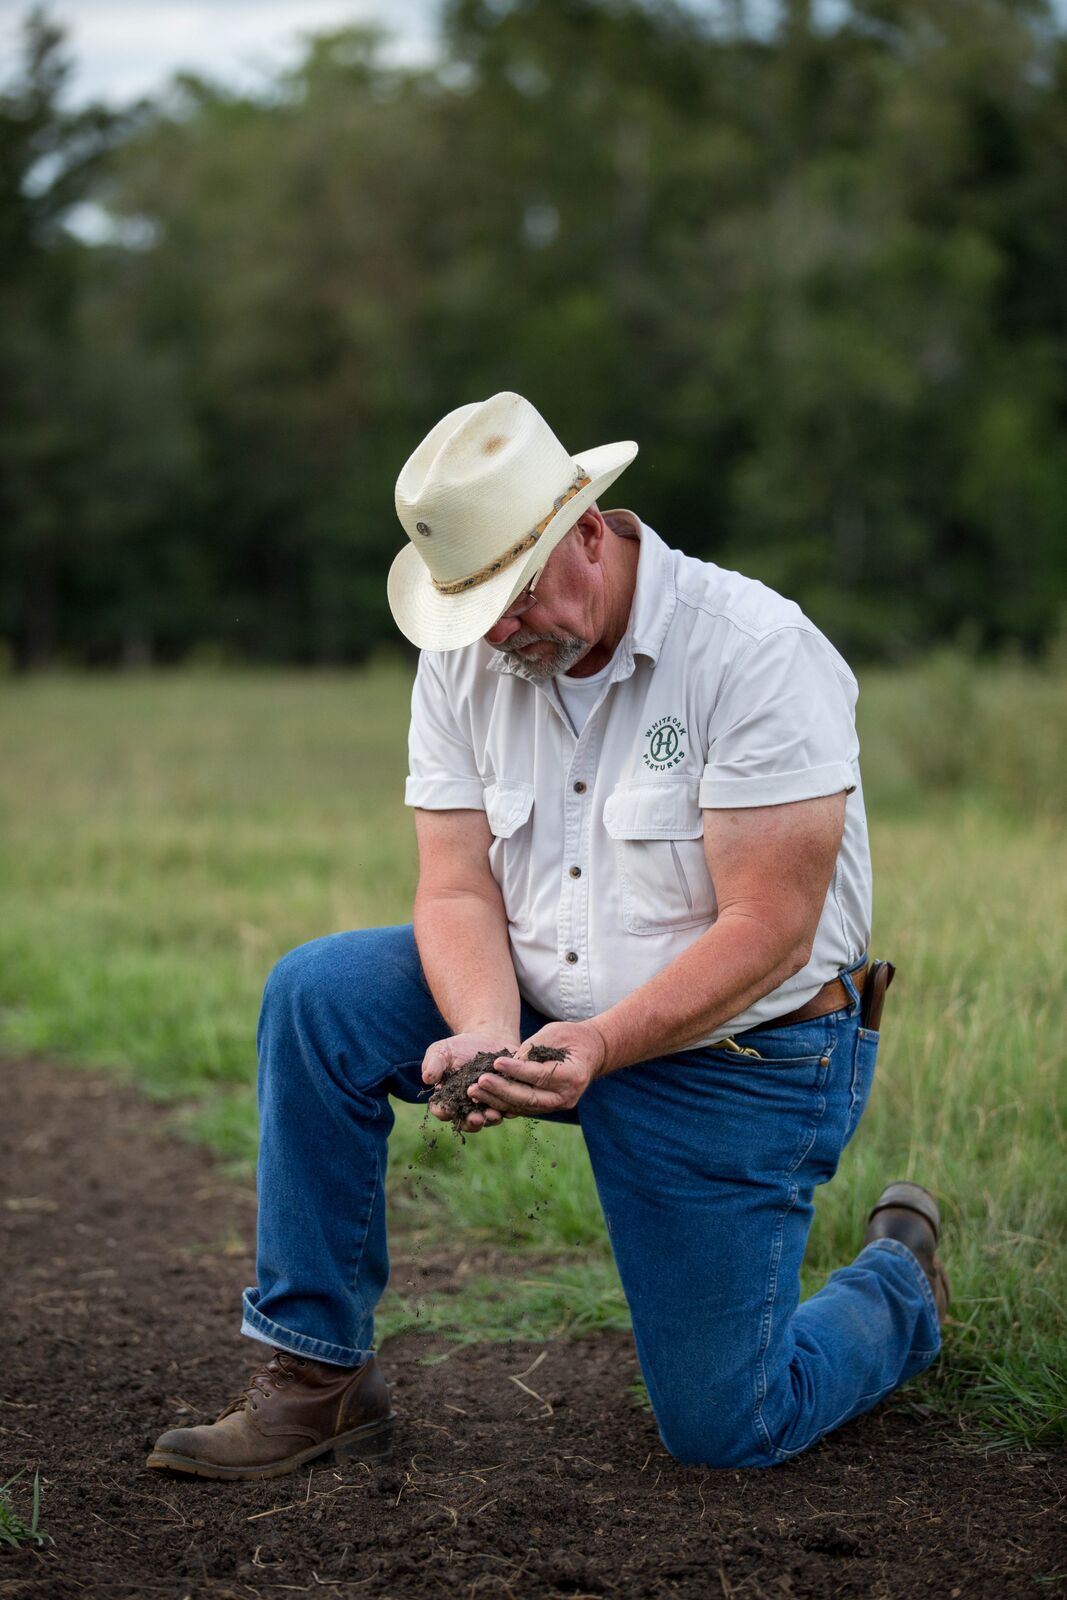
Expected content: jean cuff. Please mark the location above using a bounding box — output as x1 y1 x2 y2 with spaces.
855 1238 942 1358
241 1288 373 1368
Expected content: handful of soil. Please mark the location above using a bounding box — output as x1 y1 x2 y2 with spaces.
429 1044 569 1130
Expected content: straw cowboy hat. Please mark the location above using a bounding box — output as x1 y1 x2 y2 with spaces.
388 391 638 651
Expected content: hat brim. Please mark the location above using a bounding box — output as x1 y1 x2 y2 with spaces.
388 439 638 651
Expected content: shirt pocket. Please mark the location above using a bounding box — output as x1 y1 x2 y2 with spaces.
484 780 535 931
603 778 717 935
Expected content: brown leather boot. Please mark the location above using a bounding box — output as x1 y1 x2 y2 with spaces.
863 1181 951 1325
146 1349 395 1480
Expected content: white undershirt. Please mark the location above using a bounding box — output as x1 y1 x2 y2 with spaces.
554 650 619 736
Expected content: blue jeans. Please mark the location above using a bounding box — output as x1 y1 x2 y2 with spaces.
242 925 940 1468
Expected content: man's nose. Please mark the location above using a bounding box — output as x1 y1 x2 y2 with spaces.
483 613 524 647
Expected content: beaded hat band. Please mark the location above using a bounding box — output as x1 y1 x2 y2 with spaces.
431 471 591 597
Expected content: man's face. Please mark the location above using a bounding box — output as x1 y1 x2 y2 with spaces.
481 526 597 680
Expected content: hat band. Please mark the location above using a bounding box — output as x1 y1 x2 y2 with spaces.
431 470 591 597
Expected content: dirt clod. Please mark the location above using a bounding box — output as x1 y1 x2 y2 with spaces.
429 1044 569 1128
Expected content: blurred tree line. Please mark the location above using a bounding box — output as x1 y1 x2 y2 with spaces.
2 0 1066 668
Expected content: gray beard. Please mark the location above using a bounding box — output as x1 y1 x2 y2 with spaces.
495 630 588 682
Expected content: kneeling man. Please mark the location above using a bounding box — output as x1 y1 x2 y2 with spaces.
149 392 947 1480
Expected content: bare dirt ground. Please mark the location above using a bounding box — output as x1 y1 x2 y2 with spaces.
2 1056 1064 1599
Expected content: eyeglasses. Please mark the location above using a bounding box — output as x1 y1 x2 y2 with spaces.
500 568 543 621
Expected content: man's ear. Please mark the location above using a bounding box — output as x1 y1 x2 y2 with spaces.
574 506 606 562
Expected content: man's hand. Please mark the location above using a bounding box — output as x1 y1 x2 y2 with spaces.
422 1031 519 1134
466 1020 608 1119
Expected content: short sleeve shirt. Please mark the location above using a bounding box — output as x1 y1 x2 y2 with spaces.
405 515 872 1044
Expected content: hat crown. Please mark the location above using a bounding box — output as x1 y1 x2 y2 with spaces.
395 392 580 586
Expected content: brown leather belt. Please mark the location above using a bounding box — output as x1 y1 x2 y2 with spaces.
772 964 868 1029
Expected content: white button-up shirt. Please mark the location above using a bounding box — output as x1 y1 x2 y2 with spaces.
404 515 872 1045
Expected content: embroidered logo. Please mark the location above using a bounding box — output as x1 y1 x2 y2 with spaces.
643 715 687 770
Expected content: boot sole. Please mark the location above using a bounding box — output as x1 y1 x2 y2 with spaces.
145 1413 396 1481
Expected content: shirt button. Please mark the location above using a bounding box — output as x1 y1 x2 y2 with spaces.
573 781 587 794
565 951 579 964
569 866 582 878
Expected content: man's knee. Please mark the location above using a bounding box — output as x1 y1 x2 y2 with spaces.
652 1385 779 1471
257 928 426 1104
261 935 342 1026
258 934 388 1067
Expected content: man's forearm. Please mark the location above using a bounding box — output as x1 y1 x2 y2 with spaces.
413 887 521 1042
592 912 810 1074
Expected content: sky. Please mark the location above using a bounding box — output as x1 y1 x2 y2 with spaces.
6 1 1061 110
0 0 441 105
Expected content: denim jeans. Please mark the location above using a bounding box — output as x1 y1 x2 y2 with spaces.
242 924 940 1468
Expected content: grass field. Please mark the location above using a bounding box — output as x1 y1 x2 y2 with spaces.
1 657 1064 1446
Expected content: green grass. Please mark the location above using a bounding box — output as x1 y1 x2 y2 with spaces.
377 1257 634 1351
0 1471 48 1550
0 667 418 1096
0 658 1064 1448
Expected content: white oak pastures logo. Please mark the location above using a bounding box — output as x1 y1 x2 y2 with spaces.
643 714 687 770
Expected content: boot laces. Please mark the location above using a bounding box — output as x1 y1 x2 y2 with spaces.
216 1350 309 1420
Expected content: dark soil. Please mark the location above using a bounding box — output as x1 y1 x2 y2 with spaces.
2 1056 1064 1600
430 1045 568 1128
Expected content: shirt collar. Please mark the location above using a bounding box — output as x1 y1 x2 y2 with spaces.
487 512 676 680
615 513 676 669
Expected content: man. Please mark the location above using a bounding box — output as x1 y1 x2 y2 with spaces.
148 391 948 1481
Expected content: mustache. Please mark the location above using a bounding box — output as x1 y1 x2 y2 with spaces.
499 630 565 652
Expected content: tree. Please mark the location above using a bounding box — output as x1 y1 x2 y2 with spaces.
0 8 195 665
3 0 1065 665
